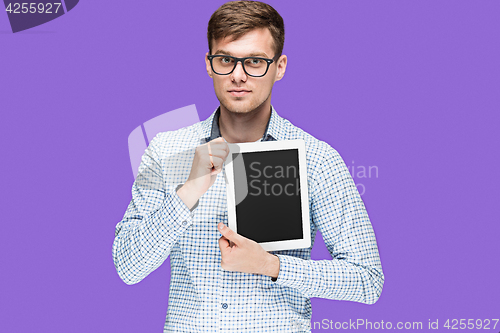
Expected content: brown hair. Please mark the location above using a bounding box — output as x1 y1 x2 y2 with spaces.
207 1 285 60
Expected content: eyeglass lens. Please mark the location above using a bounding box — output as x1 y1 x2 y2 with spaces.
212 56 269 76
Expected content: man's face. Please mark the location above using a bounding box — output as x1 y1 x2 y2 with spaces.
205 28 287 114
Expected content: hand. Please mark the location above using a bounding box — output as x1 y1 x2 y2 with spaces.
184 137 229 197
217 223 280 278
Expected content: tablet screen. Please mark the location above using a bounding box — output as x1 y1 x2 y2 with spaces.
232 148 303 243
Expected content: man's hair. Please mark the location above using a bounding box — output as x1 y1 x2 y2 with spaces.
207 1 285 60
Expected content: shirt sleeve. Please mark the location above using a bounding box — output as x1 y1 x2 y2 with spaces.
112 134 198 285
272 146 384 304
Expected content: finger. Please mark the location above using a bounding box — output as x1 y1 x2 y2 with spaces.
206 144 227 160
207 138 229 154
209 152 229 168
209 137 225 142
218 235 231 251
218 223 242 246
207 142 214 167
205 150 224 175
207 145 229 159
208 147 229 156
210 156 224 174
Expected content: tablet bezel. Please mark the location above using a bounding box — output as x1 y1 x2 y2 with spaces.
223 139 311 251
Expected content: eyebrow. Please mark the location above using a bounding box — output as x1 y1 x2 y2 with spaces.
213 49 271 58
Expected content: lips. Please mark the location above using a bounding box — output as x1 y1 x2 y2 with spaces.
228 89 251 97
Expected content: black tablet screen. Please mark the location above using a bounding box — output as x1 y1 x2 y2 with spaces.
233 149 304 243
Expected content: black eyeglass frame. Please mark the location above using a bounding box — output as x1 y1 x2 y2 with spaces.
207 55 275 77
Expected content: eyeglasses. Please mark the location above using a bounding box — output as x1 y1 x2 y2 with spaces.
207 55 275 77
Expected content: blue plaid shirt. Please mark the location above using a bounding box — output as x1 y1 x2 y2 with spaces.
113 106 384 332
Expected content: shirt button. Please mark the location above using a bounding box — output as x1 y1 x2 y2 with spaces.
182 221 187 226
222 303 228 309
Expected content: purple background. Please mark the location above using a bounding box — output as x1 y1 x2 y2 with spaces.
1 1 499 332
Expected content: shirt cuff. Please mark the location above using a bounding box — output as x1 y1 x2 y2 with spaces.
272 254 307 290
154 183 197 236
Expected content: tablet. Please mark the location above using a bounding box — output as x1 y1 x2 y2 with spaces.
223 139 311 251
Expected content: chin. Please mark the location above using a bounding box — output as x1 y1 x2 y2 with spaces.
227 106 254 113
221 99 258 114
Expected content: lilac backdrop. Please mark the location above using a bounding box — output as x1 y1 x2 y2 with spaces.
1 1 499 332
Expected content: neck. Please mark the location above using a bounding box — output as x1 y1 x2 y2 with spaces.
219 103 271 143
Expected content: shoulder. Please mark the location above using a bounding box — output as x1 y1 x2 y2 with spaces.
279 117 343 173
280 117 354 202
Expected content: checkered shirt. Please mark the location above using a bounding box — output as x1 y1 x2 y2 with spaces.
112 106 384 332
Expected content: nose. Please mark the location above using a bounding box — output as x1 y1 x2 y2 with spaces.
230 60 247 82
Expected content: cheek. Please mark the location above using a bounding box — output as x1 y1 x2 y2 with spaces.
256 79 274 96
213 77 225 92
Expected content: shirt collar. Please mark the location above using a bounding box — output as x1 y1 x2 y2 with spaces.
200 106 282 143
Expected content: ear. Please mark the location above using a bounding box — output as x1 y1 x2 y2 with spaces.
205 52 214 79
274 54 287 82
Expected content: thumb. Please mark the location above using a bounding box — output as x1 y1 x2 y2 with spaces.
217 223 241 245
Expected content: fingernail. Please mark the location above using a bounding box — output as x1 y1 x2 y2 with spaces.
219 224 225 230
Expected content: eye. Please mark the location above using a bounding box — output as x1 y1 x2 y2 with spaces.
221 57 233 64
250 58 261 65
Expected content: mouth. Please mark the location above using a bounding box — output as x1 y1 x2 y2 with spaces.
227 89 251 97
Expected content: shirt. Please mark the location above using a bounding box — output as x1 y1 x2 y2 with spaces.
112 106 384 333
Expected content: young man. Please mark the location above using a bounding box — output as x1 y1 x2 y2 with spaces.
113 1 384 332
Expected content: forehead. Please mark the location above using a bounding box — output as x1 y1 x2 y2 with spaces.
212 28 275 58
